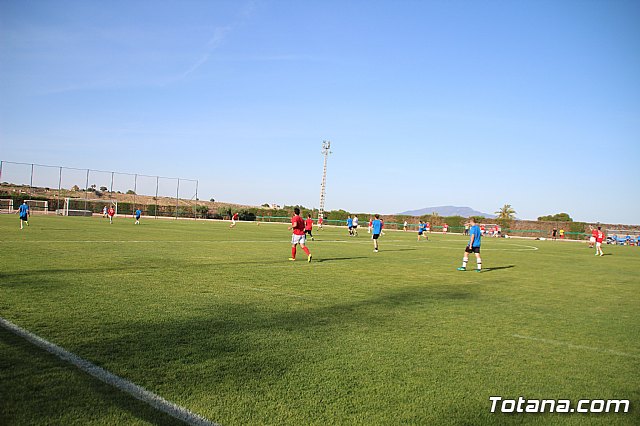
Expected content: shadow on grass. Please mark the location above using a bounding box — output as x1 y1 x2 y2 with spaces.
3 279 477 423
315 256 369 263
481 265 516 272
0 328 186 426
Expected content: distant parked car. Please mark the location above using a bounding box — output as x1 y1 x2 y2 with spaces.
606 235 627 245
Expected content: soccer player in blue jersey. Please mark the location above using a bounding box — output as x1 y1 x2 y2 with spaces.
372 214 383 252
134 208 142 225
417 221 427 241
18 201 30 229
347 215 354 236
458 217 482 272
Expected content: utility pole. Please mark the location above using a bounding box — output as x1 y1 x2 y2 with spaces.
318 140 331 223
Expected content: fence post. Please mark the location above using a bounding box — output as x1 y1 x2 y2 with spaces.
84 169 89 211
133 174 137 211
175 178 180 220
155 176 159 219
194 180 198 220
57 166 62 210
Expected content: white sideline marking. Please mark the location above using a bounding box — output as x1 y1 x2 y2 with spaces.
0 317 218 426
512 334 639 359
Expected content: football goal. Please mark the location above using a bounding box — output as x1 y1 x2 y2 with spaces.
57 198 117 217
0 198 13 214
25 199 49 214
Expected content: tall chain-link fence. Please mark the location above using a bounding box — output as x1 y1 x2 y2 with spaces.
0 160 199 219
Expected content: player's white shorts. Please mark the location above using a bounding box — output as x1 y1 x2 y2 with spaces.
291 234 306 245
596 242 602 248
589 236 596 243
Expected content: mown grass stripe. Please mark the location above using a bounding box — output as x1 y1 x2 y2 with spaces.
513 334 640 359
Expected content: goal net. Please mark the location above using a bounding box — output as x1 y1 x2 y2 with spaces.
0 198 13 214
25 199 49 214
57 198 117 216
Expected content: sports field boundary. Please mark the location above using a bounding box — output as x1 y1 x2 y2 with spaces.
0 316 218 426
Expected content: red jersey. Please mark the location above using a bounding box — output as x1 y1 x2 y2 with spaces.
591 229 598 238
318 217 323 224
232 213 239 220
305 218 313 231
596 230 605 243
107 208 115 217
291 215 305 235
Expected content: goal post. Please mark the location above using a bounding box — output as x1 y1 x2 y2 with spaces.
0 198 13 213
25 199 49 214
56 197 104 217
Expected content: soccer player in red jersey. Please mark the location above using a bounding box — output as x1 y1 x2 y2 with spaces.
318 216 324 229
589 227 598 248
288 207 312 262
595 226 605 256
230 212 239 228
107 206 115 224
305 214 315 241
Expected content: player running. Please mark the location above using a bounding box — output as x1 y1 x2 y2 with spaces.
352 215 359 236
107 206 115 224
368 217 373 234
18 201 29 229
305 214 315 241
347 216 354 236
230 212 239 228
458 218 482 272
417 221 428 241
134 208 142 225
595 226 605 256
372 214 382 252
288 207 312 262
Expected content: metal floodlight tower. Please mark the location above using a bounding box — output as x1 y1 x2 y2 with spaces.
318 140 331 221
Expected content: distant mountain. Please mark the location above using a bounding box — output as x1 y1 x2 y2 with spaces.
398 206 496 218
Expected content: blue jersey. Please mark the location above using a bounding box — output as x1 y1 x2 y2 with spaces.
418 223 425 232
347 218 353 227
469 225 482 247
372 219 382 234
18 204 29 217
135 209 141 218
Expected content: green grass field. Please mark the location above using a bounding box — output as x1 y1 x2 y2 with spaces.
1 214 638 425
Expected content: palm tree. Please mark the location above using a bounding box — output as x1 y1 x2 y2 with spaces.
495 204 516 220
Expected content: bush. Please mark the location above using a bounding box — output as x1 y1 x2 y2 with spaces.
196 205 209 218
538 213 573 222
217 207 231 219
239 210 256 221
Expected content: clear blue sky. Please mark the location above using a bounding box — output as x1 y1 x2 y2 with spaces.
1 0 638 223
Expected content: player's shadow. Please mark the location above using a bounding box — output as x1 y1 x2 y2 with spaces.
315 256 368 263
482 265 515 272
